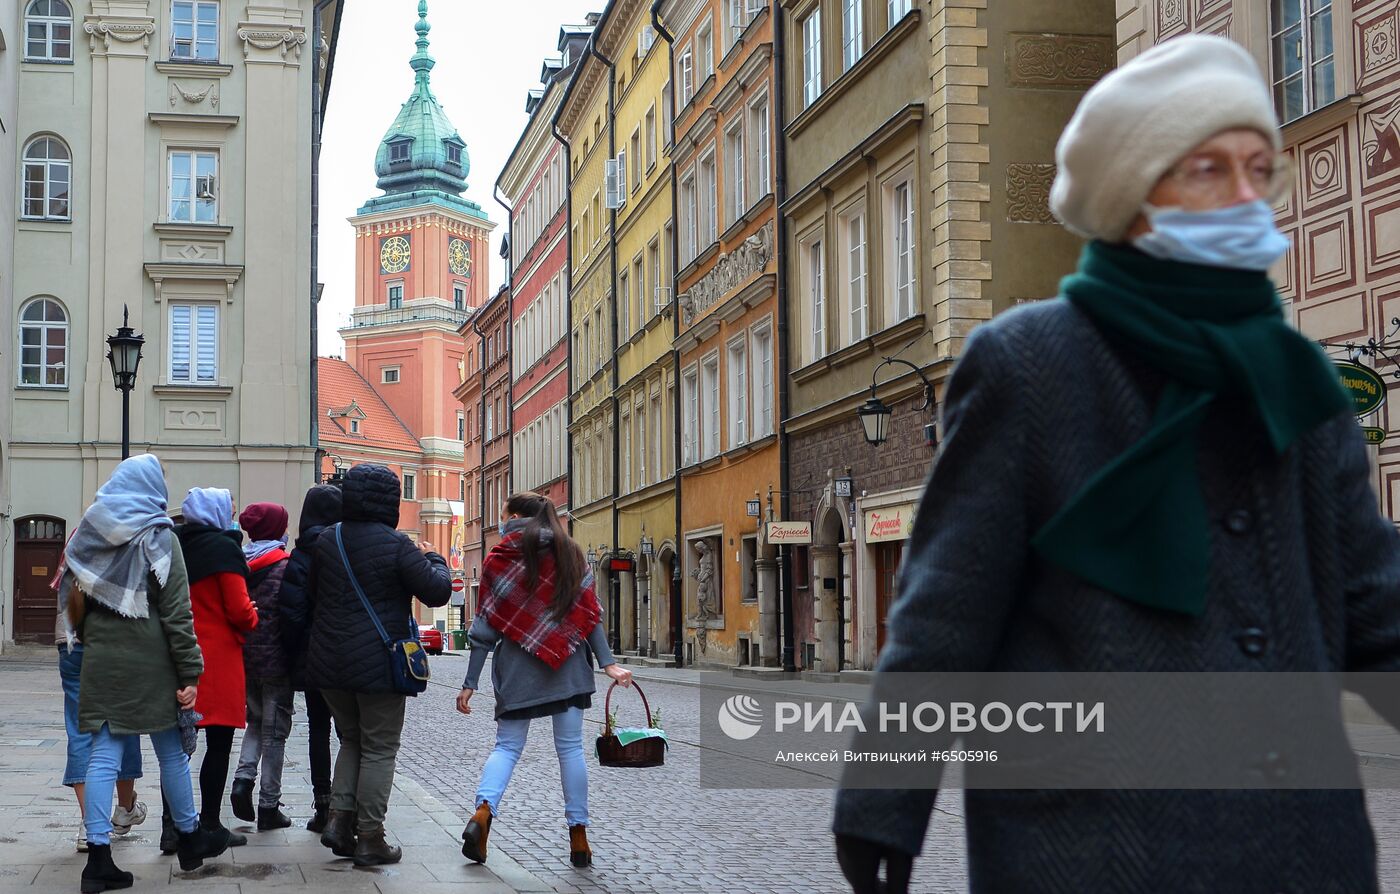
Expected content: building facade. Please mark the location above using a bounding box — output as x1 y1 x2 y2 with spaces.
4 0 343 645
557 37 620 645
1124 1 1400 521
659 0 782 668
779 0 1110 671
596 0 678 660
454 316 483 616
0 0 17 647
476 282 512 556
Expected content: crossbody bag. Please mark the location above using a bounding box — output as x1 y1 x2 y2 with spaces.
333 523 430 695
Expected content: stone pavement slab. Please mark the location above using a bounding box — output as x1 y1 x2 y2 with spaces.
0 655 550 893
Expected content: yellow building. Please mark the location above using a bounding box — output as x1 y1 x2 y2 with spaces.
594 0 679 663
555 34 619 645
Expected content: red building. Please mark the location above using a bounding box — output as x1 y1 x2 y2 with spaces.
453 325 484 616
476 284 514 556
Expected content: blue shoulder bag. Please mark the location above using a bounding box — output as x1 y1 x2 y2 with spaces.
333 523 430 696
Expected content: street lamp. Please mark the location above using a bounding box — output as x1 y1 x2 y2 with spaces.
858 357 933 447
325 454 349 486
106 305 145 460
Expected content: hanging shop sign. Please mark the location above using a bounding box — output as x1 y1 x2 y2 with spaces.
1337 362 1387 417
766 521 812 544
864 503 918 544
1362 426 1388 445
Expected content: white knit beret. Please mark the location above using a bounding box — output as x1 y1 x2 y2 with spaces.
1050 35 1282 242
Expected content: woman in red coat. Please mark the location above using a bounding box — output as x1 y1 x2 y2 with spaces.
175 487 257 847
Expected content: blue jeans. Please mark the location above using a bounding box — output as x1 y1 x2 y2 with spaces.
59 645 141 786
475 707 588 826
85 725 195 847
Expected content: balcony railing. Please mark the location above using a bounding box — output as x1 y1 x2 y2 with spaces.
347 301 472 329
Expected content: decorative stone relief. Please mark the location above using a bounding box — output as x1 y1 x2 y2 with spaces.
83 17 156 52
168 80 219 110
161 241 223 263
1006 164 1057 224
1363 95 1400 191
1358 3 1400 92
1007 34 1113 88
1156 0 1189 41
678 221 774 325
164 406 222 431
238 26 307 60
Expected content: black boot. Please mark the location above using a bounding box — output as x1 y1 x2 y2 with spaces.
80 844 134 893
352 830 402 867
159 810 178 856
320 808 356 858
256 805 291 831
200 815 246 848
175 825 230 873
229 779 255 823
306 795 330 834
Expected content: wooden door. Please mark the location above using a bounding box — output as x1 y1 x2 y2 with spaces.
875 542 903 656
14 516 64 644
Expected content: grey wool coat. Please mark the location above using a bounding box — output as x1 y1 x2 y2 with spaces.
832 299 1400 893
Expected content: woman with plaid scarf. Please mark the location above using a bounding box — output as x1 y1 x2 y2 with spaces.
457 492 632 870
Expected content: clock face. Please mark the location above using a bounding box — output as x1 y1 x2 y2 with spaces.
380 236 411 274
448 238 472 277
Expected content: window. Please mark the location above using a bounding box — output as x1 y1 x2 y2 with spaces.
456 411 465 442
728 335 748 448
168 303 218 385
663 81 674 139
751 322 774 438
725 120 745 226
698 18 715 81
633 257 646 323
748 94 771 200
403 471 416 501
168 150 218 224
645 106 658 169
680 169 698 264
888 0 911 22
446 141 463 166
382 366 401 384
636 400 648 486
843 0 864 70
621 410 632 493
844 211 867 343
888 177 917 321
1271 0 1335 123
485 402 494 441
803 10 823 108
650 389 664 479
647 241 662 315
809 239 826 359
349 418 360 435
24 0 72 61
18 297 67 388
682 367 699 465
454 283 466 310
679 46 695 106
699 149 718 248
21 136 70 220
631 128 642 192
619 271 631 340
460 475 466 501
388 283 404 308
594 306 604 370
701 355 720 459
389 140 412 164
171 0 219 62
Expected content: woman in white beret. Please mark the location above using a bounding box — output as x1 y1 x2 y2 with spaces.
832 34 1400 893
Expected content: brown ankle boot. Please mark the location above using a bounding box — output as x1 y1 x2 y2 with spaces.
569 824 592 867
461 802 491 864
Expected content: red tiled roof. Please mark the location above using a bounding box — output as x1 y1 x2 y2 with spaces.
317 357 422 454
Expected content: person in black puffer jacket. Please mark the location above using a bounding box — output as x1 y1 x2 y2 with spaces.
277 484 341 833
305 464 450 867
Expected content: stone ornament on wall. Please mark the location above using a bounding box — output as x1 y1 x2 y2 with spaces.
678 221 774 325
238 25 308 61
1006 164 1058 224
1299 128 1352 216
1156 0 1189 41
1358 3 1400 93
1007 33 1113 88
1363 95 1400 193
83 16 157 53
168 81 219 110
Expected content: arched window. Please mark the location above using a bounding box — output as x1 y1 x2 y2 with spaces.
22 136 71 220
24 0 72 62
18 297 68 387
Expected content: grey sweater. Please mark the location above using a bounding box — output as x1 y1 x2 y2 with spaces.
463 615 615 719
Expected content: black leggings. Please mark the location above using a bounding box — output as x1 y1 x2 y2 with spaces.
199 725 235 824
305 688 333 798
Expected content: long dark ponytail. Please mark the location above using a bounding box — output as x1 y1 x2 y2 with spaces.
506 492 586 620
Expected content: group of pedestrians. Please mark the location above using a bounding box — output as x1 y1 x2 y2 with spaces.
57 458 625 892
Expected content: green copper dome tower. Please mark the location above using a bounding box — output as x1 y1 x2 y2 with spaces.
358 0 487 220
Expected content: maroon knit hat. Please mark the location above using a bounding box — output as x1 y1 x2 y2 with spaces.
239 502 289 542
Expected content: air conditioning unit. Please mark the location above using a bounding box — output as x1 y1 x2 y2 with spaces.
195 175 217 201
654 286 672 315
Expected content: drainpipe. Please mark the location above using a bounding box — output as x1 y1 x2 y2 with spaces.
773 2 796 673
551 119 574 527
494 186 514 501
653 0 683 669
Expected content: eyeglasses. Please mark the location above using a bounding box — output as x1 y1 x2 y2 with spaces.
1162 153 1294 205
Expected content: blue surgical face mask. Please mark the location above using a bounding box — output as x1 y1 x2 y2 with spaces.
1131 199 1288 272
498 519 507 537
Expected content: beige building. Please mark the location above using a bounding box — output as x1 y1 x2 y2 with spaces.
0 0 15 644
2 0 343 646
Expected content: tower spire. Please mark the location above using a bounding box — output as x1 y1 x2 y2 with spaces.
411 0 434 88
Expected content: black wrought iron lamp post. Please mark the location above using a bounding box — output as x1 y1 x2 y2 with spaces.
857 357 935 448
105 305 145 461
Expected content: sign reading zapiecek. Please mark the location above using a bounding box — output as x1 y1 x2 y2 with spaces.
766 521 812 545
1336 361 1387 417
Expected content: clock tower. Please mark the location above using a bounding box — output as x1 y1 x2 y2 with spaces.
340 0 493 553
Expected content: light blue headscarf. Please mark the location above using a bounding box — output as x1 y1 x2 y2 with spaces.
60 454 175 621
182 487 234 530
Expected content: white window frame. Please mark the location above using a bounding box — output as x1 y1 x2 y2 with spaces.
750 319 775 439
645 105 659 170
701 352 721 460
170 0 220 62
888 0 911 23
803 9 823 108
619 270 631 341
679 45 695 106
167 149 218 224
806 236 827 361
24 0 73 62
682 365 699 466
381 365 401 384
842 207 868 344
21 136 71 221
886 170 918 323
403 471 417 501
457 411 466 441
1270 0 1337 124
698 16 715 81
843 0 864 71
349 418 360 435
724 119 746 228
727 333 749 449
747 92 771 202
680 167 698 264
17 297 68 388
167 301 219 385
387 281 404 308
621 408 632 494
453 282 467 310
698 147 718 249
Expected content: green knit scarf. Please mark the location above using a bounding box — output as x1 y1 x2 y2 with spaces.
1031 241 1348 616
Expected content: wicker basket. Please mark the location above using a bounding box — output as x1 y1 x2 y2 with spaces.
595 681 666 768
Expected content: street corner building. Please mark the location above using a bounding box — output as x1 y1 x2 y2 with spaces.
1 0 345 647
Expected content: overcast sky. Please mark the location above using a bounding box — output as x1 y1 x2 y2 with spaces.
317 0 601 355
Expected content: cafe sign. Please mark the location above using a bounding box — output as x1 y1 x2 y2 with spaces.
765 521 812 545
1363 426 1388 445
1337 361 1387 417
864 503 917 544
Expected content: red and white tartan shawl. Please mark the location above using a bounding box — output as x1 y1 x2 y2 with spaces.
478 530 602 671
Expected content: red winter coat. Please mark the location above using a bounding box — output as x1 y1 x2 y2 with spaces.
190 571 258 728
